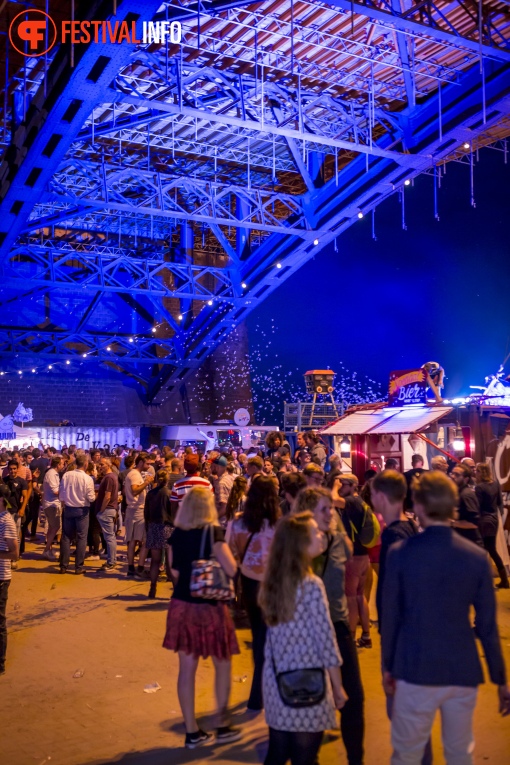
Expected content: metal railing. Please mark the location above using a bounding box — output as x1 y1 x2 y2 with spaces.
283 400 344 432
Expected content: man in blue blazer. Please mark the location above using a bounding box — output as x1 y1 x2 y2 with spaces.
381 471 510 764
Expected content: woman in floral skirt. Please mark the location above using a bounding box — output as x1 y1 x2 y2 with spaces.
164 486 241 749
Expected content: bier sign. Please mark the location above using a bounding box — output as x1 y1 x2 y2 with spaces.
388 369 428 407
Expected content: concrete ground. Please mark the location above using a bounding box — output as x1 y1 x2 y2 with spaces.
1 536 510 765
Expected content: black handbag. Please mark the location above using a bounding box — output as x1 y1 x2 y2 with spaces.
269 630 326 708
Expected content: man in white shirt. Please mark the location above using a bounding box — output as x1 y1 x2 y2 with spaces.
58 454 95 574
211 455 234 520
41 455 63 562
124 454 154 579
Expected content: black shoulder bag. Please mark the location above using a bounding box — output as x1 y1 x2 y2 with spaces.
268 627 325 708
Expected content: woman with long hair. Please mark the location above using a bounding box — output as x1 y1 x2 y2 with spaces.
225 475 248 523
475 463 509 589
228 475 280 710
163 486 241 749
259 512 347 765
144 469 172 598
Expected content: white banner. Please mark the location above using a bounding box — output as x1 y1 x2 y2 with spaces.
38 426 140 450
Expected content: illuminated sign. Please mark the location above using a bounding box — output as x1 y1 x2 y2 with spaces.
388 369 428 407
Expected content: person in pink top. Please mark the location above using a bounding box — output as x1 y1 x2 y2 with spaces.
229 475 280 711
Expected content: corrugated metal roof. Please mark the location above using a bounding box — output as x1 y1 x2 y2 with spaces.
322 406 453 435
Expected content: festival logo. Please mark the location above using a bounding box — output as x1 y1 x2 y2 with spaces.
388 369 428 407
9 9 57 57
9 12 181 56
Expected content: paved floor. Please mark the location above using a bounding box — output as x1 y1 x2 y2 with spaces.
1 536 510 765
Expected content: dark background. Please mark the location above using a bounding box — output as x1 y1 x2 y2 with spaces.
246 147 510 424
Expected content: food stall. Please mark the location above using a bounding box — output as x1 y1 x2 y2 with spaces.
322 367 510 563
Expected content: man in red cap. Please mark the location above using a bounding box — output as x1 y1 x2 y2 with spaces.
170 453 213 519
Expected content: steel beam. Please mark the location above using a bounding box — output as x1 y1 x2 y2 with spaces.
328 0 510 63
0 327 183 365
0 0 166 265
6 242 239 300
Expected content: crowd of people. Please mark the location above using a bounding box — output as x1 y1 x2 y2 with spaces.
0 431 509 764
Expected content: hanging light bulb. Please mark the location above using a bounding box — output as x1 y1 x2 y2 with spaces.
453 427 465 453
340 436 351 456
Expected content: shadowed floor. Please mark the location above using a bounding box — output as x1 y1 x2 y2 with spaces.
1 539 510 765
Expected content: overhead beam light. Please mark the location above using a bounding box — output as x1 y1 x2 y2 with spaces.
241 282 247 289
32 369 36 373
313 238 319 245
48 365 52 369
151 327 157 333
82 353 87 358
357 212 364 219
463 142 470 149
404 179 411 186
178 314 183 320
276 262 282 268
129 337 134 343
66 360 70 365
207 300 213 306
106 346 111 351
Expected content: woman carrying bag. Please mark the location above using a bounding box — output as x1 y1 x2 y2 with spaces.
229 475 280 710
259 512 348 765
163 486 241 749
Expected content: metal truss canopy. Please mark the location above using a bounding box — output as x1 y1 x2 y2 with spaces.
0 0 509 402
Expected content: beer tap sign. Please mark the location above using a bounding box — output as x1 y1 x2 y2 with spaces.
388 363 444 407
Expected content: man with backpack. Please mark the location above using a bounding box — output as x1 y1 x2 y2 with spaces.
339 473 380 648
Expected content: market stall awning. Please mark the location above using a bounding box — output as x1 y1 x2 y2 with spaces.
322 406 453 436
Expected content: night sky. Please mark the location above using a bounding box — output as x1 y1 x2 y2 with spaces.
246 147 510 423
